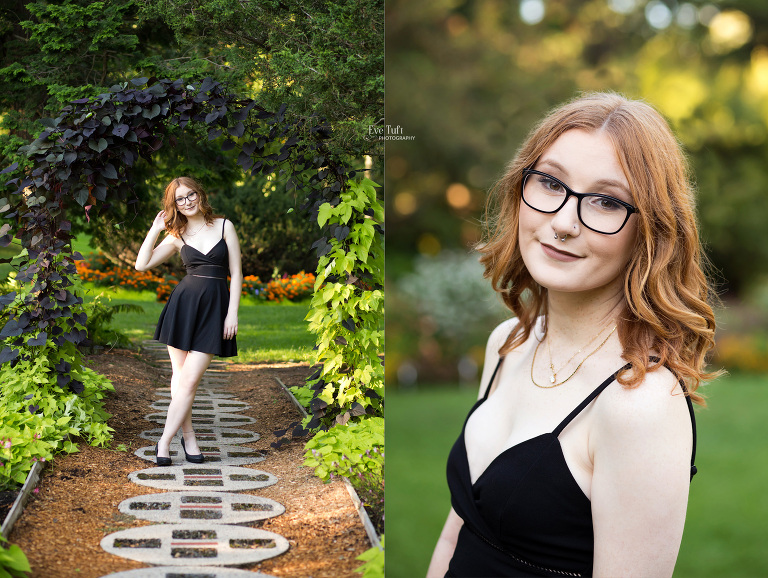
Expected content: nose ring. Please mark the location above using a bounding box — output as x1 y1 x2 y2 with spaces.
554 233 568 242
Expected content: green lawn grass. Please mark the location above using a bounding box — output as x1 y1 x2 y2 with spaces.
386 374 768 577
83 283 315 363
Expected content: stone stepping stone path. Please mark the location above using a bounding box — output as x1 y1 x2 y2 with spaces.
100 524 290 566
100 340 289 575
134 444 266 466
128 466 278 492
118 491 285 524
144 412 258 428
105 566 276 578
150 399 252 414
139 427 262 445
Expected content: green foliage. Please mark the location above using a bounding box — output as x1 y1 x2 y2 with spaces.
303 417 384 482
137 0 384 159
355 537 384 578
0 251 113 490
0 533 31 578
83 291 143 349
303 417 385 536
304 178 384 429
288 385 313 410
0 336 114 490
212 175 319 279
0 0 152 169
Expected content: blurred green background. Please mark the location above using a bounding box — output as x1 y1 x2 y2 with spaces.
385 1 768 576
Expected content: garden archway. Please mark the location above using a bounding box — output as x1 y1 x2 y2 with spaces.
0 76 383 433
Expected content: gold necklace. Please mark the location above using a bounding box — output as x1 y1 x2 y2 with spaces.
531 324 617 389
546 322 612 384
185 221 207 237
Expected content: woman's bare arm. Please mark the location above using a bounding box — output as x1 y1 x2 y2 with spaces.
427 508 464 578
135 211 178 272
590 369 693 577
223 219 242 340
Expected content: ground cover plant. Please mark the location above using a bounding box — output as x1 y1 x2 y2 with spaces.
0 267 114 490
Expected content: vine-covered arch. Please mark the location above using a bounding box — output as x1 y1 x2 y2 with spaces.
0 76 383 433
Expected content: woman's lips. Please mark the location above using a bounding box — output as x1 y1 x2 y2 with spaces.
540 242 581 262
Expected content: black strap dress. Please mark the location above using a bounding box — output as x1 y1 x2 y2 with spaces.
445 356 697 577
154 219 237 357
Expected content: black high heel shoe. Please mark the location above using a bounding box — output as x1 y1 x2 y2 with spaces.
155 443 172 467
181 436 205 464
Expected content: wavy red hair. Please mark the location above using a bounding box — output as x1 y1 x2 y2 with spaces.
479 92 719 404
162 177 219 239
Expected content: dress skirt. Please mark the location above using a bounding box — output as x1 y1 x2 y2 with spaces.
154 275 237 357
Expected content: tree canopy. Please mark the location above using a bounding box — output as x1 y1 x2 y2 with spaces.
1 0 383 164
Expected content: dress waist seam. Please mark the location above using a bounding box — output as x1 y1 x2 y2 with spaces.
463 524 584 577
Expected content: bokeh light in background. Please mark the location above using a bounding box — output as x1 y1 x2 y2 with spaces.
386 0 768 388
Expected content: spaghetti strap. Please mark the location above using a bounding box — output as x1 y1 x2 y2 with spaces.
180 233 188 245
481 357 504 401
550 358 698 480
221 218 226 237
552 363 631 437
682 386 698 479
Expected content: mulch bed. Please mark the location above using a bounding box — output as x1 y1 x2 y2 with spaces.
6 349 368 577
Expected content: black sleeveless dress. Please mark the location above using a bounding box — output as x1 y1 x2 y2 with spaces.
445 357 697 577
154 219 237 357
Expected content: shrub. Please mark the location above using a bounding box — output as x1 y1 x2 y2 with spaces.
212 175 320 280
303 417 384 482
712 333 768 373
389 250 509 385
242 274 265 299
156 277 180 303
0 349 114 489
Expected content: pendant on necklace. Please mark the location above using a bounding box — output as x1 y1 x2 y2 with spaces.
549 374 556 384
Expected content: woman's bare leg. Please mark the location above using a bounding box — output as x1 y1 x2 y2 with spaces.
167 346 195 446
157 349 213 459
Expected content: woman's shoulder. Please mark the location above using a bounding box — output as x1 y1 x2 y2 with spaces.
487 317 520 351
160 230 182 247
592 364 692 455
218 216 236 230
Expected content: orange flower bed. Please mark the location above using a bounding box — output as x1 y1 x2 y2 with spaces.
76 254 314 303
263 271 315 302
75 259 164 292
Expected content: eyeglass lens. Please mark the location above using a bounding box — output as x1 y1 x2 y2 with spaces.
522 173 631 234
175 192 198 205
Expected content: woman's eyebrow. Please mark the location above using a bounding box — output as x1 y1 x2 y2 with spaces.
537 159 631 195
536 159 568 175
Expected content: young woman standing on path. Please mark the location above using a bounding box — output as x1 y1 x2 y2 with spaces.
135 176 242 465
428 93 719 577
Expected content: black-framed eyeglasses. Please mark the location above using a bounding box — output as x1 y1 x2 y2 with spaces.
175 191 199 206
521 169 638 235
